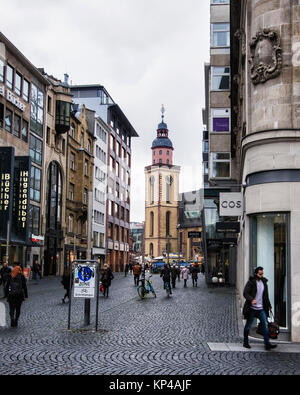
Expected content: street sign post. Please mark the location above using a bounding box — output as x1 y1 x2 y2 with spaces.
68 260 100 331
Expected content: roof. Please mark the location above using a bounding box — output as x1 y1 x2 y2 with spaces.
152 137 174 149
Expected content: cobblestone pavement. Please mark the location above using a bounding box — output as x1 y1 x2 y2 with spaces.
0 273 300 375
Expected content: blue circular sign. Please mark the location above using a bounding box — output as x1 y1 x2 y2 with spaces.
78 266 93 282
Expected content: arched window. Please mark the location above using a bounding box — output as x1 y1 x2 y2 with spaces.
150 176 155 204
150 243 154 258
166 211 171 237
166 175 173 203
150 211 154 237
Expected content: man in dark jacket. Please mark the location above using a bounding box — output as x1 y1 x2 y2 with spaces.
242 267 277 350
160 263 172 295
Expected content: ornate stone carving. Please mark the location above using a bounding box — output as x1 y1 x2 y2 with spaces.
249 29 282 85
235 29 246 58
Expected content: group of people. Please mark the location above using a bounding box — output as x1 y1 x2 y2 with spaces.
159 263 203 294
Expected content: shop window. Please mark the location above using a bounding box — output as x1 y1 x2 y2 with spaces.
250 213 289 329
29 205 40 235
211 67 230 90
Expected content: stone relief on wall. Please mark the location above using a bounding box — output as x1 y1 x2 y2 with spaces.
249 29 282 85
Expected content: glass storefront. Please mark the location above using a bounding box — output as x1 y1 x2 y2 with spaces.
250 213 289 330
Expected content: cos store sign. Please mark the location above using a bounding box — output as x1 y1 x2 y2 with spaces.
219 193 243 217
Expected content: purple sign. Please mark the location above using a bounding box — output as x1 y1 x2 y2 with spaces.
213 117 229 132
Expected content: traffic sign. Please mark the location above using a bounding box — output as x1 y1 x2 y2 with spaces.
74 264 96 298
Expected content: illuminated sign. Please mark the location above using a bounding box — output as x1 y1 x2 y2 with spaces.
11 156 31 244
0 147 14 242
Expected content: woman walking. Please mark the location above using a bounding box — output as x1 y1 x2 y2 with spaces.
181 265 190 288
100 264 114 298
61 265 71 304
5 263 28 328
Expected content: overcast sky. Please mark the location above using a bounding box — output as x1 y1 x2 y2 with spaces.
1 0 210 222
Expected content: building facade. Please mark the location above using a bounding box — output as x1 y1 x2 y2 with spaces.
65 104 95 267
144 111 180 259
130 222 144 254
71 85 139 271
0 32 49 269
231 0 300 342
201 0 239 286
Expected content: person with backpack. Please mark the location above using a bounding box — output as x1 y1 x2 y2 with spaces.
5 263 28 328
100 264 114 298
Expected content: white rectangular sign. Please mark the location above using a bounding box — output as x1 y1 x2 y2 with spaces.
220 193 243 217
74 264 96 298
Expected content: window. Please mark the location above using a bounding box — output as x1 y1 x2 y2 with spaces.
47 96 52 113
13 114 21 138
14 72 22 96
150 212 154 236
211 0 229 3
30 166 41 202
93 231 99 247
110 135 115 151
0 103 4 128
166 176 172 203
87 139 91 153
80 132 84 147
0 58 4 82
150 176 155 204
70 152 75 170
6 64 14 89
5 108 12 133
78 220 82 235
166 211 171 236
211 108 230 132
29 205 40 235
46 127 50 145
159 150 162 155
29 134 43 165
70 123 75 139
211 23 230 47
23 79 29 102
69 183 74 201
83 188 88 204
68 215 74 233
211 66 230 90
30 83 44 137
55 100 70 134
84 160 88 176
22 119 28 142
210 153 231 178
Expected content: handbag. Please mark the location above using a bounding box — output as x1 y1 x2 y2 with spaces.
256 311 280 339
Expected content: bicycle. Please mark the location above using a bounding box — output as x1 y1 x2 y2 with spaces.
137 275 157 299
164 281 172 298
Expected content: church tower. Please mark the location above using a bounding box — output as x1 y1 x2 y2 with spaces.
144 107 181 258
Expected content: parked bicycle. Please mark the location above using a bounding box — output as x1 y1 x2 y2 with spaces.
137 275 157 300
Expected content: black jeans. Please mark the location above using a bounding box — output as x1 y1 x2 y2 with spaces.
134 274 140 286
103 286 109 298
9 300 22 322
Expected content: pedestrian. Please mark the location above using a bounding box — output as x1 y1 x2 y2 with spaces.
191 264 199 287
201 263 205 275
0 262 12 298
176 265 181 282
129 262 133 275
100 264 114 298
133 262 142 286
182 265 189 288
32 259 41 284
61 265 71 304
5 263 28 328
242 266 277 351
171 265 177 289
124 262 129 277
160 263 172 295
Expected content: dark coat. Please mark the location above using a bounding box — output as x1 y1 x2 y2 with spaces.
0 266 11 285
160 266 171 282
171 267 177 280
5 274 28 303
242 276 272 319
101 268 114 287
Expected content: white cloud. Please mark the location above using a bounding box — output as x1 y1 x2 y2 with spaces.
1 0 209 222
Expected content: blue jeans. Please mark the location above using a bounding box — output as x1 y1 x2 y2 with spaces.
244 309 270 345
